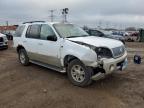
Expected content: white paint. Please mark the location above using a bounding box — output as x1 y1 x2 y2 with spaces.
13 22 127 73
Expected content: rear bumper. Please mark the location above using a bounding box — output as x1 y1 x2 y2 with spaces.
92 52 128 80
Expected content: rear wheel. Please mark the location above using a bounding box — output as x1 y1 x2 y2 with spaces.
18 49 30 66
67 59 93 87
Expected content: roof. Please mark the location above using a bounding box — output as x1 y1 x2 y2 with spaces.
22 21 72 25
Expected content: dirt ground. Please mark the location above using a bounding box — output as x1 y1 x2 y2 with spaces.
0 42 144 108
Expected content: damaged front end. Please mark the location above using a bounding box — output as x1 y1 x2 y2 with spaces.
91 53 128 81
70 40 128 81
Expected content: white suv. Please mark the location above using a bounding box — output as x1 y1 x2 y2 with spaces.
13 21 128 87
0 33 8 49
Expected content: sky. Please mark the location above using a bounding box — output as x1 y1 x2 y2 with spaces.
0 0 144 29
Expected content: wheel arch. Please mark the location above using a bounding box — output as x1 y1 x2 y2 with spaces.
63 55 81 67
16 45 25 53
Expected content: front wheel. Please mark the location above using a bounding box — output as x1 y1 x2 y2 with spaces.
18 49 30 66
67 59 94 87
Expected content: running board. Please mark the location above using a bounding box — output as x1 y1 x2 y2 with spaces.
30 60 66 73
91 72 105 81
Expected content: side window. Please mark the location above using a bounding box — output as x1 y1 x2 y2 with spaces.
15 25 25 37
40 24 56 40
97 31 104 37
26 24 41 39
26 26 31 37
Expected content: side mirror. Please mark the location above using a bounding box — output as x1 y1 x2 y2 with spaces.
99 33 104 37
47 35 57 41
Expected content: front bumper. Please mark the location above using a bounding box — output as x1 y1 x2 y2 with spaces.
103 52 127 74
0 42 8 49
92 52 128 80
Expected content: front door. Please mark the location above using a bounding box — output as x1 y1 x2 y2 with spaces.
37 24 61 67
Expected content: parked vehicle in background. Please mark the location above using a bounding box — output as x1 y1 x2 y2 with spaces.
1 30 15 40
86 29 125 44
13 21 127 87
125 31 139 42
112 31 125 36
0 33 8 49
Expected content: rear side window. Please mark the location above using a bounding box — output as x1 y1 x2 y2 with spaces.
26 24 41 39
15 25 25 37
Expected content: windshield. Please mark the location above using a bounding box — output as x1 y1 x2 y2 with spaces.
53 24 89 38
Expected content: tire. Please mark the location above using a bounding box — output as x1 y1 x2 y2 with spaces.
18 49 30 66
67 59 94 87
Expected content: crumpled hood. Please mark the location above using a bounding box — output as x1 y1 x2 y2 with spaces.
67 36 123 49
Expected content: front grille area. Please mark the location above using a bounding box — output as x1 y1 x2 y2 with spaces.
0 37 4 42
112 46 125 58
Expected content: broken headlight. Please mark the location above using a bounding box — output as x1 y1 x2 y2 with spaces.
95 47 113 60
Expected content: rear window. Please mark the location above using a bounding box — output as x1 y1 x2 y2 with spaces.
15 25 25 37
26 24 41 39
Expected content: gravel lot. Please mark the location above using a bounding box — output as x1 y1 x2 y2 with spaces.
0 42 144 108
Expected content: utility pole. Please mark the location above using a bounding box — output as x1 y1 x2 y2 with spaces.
6 21 8 26
49 10 55 22
62 8 69 22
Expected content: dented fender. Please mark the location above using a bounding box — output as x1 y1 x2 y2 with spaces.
60 40 98 67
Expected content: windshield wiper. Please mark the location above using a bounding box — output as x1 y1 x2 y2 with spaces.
66 36 77 38
67 35 89 38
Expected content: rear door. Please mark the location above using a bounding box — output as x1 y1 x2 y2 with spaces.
22 24 41 60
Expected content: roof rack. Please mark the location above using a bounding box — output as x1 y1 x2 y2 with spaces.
23 21 46 24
